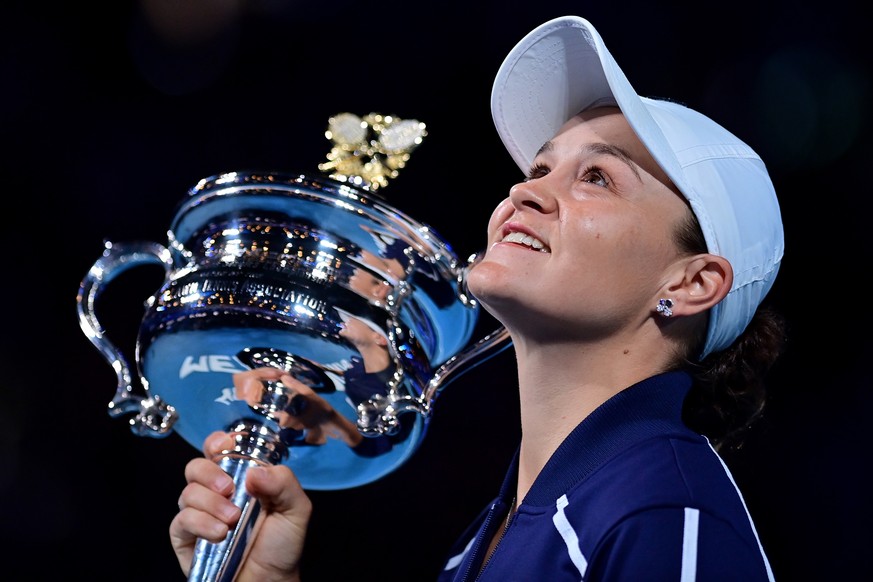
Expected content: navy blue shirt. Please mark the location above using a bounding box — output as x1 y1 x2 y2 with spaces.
438 371 774 581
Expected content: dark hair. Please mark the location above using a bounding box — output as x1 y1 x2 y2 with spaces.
674 213 787 451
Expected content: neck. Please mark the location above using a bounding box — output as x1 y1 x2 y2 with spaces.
511 335 670 503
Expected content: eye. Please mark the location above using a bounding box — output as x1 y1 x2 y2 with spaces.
580 165 610 188
525 162 549 181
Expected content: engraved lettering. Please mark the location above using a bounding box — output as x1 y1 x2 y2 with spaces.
179 355 210 379
209 355 244 374
180 354 248 378
236 281 328 314
214 387 237 405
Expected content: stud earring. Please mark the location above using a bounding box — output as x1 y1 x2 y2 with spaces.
656 298 674 318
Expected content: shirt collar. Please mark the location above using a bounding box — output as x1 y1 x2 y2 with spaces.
499 370 694 506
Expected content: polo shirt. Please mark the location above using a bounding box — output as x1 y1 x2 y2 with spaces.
438 371 774 581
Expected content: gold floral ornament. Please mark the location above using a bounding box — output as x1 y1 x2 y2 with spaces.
318 112 427 192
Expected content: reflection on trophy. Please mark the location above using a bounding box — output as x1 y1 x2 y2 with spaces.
76 113 511 581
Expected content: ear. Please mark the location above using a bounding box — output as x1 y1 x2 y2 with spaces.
663 254 733 317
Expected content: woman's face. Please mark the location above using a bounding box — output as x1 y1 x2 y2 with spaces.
467 107 694 341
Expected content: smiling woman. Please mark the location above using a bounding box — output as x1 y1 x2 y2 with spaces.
169 14 786 582
469 108 704 347
7 0 873 577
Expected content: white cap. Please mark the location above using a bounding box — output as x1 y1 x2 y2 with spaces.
490 16 784 359
335 307 389 340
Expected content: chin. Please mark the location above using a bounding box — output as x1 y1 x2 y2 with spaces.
465 265 517 321
465 260 503 299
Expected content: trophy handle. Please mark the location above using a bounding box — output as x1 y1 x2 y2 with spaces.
427 250 515 401
356 326 512 434
76 239 179 436
356 251 514 435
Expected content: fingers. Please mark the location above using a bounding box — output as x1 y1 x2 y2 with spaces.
303 425 327 445
234 368 285 403
171 430 314 581
235 367 286 383
226 465 312 580
178 458 240 527
169 456 242 575
202 430 235 458
245 464 312 522
188 432 311 528
171 486 237 541
232 368 314 412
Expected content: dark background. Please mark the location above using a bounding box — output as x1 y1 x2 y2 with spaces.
3 0 871 579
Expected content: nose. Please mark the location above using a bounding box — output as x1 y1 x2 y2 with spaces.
508 179 558 214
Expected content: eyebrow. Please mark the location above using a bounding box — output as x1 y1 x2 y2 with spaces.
534 141 642 182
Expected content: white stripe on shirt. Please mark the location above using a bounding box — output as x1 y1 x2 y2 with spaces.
552 494 588 580
681 507 700 581
707 440 776 582
443 535 475 571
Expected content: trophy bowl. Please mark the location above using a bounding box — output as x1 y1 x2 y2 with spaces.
78 168 511 489
77 114 511 580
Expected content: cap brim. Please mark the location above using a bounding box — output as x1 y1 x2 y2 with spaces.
491 16 679 184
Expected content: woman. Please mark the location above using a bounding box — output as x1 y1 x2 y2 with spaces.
170 16 784 581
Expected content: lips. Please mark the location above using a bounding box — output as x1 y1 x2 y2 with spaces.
501 230 550 252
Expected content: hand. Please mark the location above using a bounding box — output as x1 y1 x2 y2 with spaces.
234 367 363 447
170 431 312 582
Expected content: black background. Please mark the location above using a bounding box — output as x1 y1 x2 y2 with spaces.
3 0 872 579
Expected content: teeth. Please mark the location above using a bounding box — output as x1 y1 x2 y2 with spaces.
503 231 549 252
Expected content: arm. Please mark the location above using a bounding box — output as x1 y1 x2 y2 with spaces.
588 508 773 581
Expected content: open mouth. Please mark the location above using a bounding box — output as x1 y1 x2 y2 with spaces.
502 231 550 252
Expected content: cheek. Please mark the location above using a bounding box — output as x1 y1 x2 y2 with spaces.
581 211 659 256
486 198 513 238
599 221 678 294
565 215 658 284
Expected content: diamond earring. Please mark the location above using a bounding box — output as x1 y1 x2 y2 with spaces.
656 298 674 318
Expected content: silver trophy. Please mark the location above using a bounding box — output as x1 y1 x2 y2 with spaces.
76 113 511 581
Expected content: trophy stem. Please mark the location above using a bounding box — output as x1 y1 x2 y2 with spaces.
187 420 287 582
